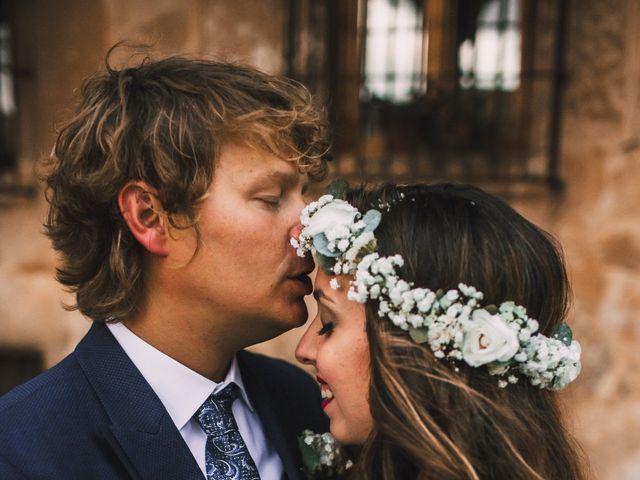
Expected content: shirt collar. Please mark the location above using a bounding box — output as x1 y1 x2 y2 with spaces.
106 322 255 431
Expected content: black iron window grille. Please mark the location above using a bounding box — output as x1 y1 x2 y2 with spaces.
0 2 36 202
286 0 568 193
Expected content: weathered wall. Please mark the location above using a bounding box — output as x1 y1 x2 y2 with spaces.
554 1 640 477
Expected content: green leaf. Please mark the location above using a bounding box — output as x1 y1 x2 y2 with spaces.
409 327 430 344
485 304 498 315
362 209 382 232
435 289 444 299
317 253 337 274
298 436 321 476
326 179 348 200
552 323 573 346
313 234 340 258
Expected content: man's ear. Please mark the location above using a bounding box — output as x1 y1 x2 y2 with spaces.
118 181 170 257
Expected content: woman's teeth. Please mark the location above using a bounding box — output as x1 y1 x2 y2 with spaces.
321 389 334 400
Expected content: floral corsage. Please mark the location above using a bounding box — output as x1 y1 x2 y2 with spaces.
299 430 353 479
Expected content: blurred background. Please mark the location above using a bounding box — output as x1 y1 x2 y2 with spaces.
0 0 638 477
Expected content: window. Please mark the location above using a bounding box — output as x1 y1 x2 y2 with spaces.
0 21 17 175
0 23 16 117
0 2 36 200
458 0 521 91
363 0 424 102
287 0 569 191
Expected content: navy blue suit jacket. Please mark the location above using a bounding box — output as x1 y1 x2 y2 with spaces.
0 322 328 479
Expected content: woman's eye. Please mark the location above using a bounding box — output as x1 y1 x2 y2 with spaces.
318 321 334 336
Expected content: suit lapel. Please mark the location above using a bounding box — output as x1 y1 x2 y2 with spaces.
238 351 305 480
75 322 204 480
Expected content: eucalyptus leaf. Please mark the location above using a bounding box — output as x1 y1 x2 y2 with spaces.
552 323 573 346
326 179 348 200
435 289 444 299
317 253 337 274
313 234 340 258
298 436 321 475
362 209 382 232
485 304 498 315
409 327 430 344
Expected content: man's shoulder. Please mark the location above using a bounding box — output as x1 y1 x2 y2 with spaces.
0 353 83 417
0 353 91 473
0 351 98 450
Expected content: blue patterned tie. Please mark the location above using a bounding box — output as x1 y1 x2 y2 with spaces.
194 382 260 480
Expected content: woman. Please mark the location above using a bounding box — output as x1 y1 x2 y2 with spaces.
295 183 587 479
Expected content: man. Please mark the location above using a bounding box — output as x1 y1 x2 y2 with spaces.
0 53 329 479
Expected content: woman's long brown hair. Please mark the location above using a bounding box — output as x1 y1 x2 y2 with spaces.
348 184 587 479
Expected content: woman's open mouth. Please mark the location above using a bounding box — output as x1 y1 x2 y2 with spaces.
317 376 334 409
321 387 334 409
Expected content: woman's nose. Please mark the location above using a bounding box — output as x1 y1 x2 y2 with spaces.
295 320 318 366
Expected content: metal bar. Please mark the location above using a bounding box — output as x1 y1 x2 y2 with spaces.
284 0 298 79
547 0 569 193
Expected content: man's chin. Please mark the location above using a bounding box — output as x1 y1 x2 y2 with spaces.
242 305 305 343
277 299 309 329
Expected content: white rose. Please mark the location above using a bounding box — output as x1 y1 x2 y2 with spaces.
305 200 359 238
462 309 520 367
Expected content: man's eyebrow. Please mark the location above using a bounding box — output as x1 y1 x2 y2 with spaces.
264 169 298 185
247 170 296 192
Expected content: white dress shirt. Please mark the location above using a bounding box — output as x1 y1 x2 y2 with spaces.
107 322 284 479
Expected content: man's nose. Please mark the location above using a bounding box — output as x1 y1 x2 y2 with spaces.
290 223 304 241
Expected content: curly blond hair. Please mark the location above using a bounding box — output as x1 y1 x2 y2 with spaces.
44 51 329 321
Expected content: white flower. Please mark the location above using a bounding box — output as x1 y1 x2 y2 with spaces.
337 239 350 252
330 278 341 290
459 283 483 300
304 200 359 238
317 194 334 205
347 289 367 303
461 309 520 367
378 300 390 314
417 292 435 313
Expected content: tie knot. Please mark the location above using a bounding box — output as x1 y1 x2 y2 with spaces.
214 382 241 405
194 382 242 434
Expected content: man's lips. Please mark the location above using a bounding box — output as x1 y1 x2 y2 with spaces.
288 274 313 295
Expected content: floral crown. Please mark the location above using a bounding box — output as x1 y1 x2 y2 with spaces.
291 182 581 391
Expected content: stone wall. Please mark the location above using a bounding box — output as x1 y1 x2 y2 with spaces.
0 0 639 478
554 1 640 477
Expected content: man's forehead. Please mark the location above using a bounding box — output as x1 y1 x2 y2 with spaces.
219 143 304 178
243 149 307 184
